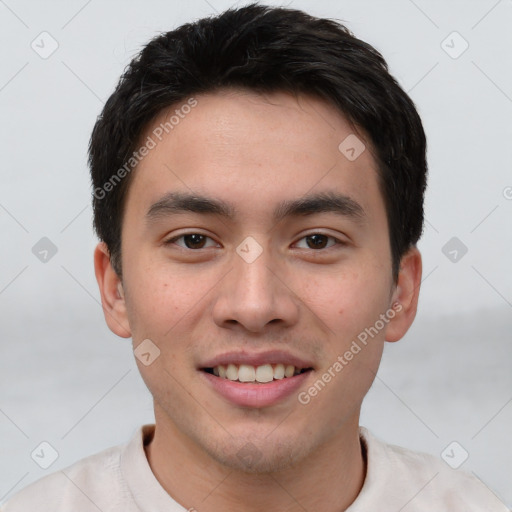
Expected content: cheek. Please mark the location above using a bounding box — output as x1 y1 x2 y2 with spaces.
301 264 391 337
126 270 202 397
124 266 205 340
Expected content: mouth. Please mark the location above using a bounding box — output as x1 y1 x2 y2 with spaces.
199 352 315 408
202 363 313 383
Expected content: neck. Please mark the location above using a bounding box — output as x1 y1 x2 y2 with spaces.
145 409 366 512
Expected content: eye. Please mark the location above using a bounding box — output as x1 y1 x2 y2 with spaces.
165 233 219 250
294 233 343 250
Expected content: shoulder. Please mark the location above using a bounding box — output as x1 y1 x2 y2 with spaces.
353 427 509 512
1 441 132 512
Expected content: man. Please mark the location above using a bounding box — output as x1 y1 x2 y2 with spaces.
3 3 508 511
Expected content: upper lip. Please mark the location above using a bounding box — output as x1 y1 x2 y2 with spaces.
200 350 315 370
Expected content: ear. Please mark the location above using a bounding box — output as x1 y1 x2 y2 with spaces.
385 247 422 343
94 242 131 338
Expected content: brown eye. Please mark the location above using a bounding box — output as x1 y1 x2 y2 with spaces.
165 233 218 249
305 234 329 249
295 234 340 250
183 234 207 249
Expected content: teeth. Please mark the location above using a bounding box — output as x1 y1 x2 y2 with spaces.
273 363 285 379
226 364 238 380
210 363 306 382
238 364 256 382
284 364 295 378
255 364 274 383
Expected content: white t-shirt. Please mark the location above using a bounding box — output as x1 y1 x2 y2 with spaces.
2 424 509 511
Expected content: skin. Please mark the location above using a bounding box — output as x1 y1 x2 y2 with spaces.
95 88 422 512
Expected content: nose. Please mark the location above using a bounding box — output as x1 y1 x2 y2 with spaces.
212 244 300 333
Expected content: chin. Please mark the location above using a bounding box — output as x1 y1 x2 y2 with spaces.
202 431 314 474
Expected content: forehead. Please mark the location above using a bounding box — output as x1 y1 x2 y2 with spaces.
126 88 383 222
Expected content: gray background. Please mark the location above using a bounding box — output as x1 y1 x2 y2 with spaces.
1 0 511 507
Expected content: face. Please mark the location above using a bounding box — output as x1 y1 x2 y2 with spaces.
96 88 420 473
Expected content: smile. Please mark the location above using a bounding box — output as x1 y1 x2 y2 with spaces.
204 363 312 383
199 351 315 408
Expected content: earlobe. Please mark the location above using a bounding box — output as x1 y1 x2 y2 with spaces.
94 242 131 338
385 247 422 343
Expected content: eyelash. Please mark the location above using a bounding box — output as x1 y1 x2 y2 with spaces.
164 232 345 251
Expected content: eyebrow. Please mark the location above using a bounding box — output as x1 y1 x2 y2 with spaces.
146 190 365 225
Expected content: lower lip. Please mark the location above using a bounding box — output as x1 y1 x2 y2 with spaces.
201 371 312 408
